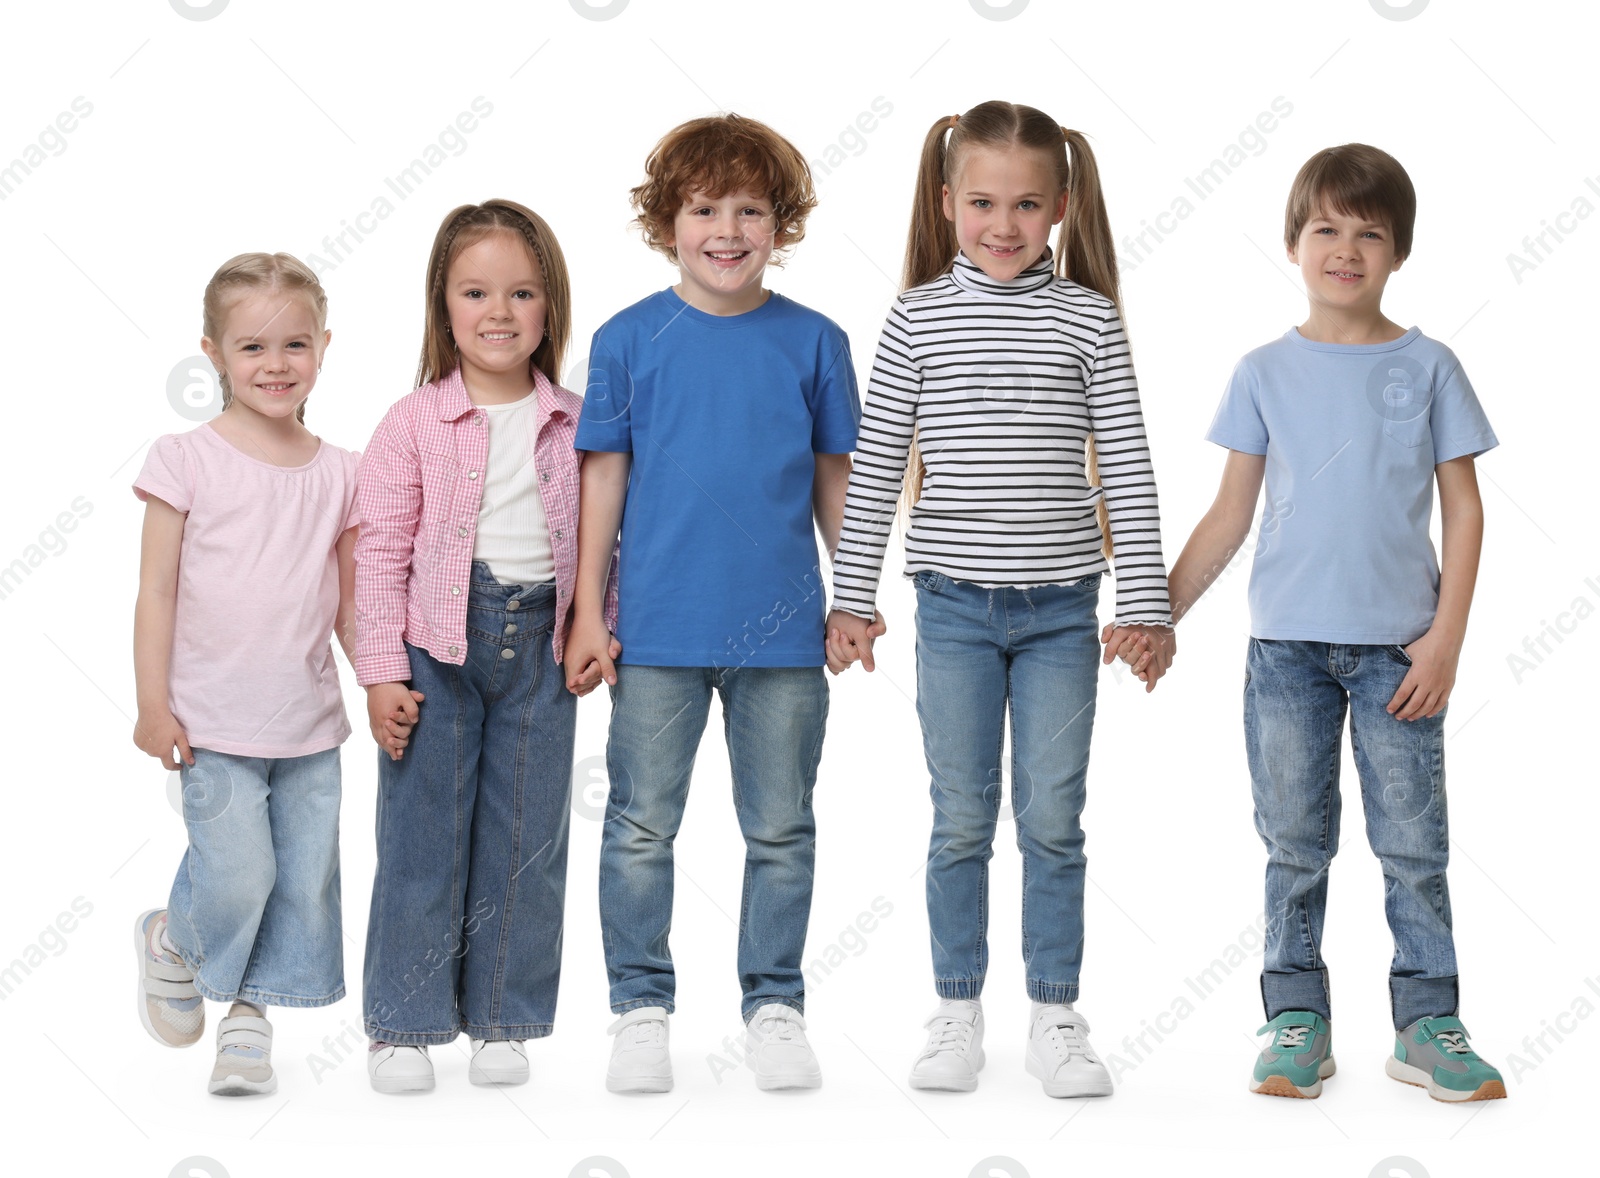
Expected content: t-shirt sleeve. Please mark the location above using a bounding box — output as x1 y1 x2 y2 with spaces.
1430 357 1498 462
1205 357 1269 455
573 329 634 453
132 433 195 512
809 326 861 453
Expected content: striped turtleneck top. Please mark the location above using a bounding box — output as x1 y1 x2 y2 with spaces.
831 248 1172 627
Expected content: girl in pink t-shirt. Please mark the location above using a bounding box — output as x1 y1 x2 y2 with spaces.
131 253 359 1097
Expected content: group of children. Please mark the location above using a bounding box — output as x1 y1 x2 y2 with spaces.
130 101 1507 1106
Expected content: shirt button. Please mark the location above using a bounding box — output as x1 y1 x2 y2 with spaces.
467 470 479 480
553 529 563 539
541 472 551 483
450 586 461 595
506 599 520 612
476 413 485 426
448 645 459 656
500 648 515 660
458 526 468 537
504 623 518 636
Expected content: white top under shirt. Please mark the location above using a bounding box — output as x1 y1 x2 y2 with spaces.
473 389 555 585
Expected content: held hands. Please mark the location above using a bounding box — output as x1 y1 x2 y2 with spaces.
1386 630 1458 720
826 608 888 674
366 682 426 762
564 613 623 696
133 707 194 771
1099 623 1177 692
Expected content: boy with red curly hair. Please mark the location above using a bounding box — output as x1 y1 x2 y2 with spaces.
566 113 866 1093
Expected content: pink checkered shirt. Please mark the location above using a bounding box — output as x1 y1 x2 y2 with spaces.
354 366 618 686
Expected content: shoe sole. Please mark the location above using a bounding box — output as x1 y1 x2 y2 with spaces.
606 1073 673 1094
1251 1057 1336 1099
470 1066 530 1087
1025 1055 1112 1098
209 1072 277 1097
1384 1056 1506 1102
370 1073 436 1094
909 1047 985 1092
134 909 201 1049
754 1070 822 1091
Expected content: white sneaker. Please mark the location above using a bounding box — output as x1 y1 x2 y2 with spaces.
745 1003 821 1091
607 1006 672 1093
1026 1004 1113 1098
368 1043 434 1094
469 1038 529 1086
909 998 985 1092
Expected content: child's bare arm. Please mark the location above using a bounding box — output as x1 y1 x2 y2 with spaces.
1388 455 1483 721
334 525 358 665
1166 449 1267 624
133 497 192 769
813 452 852 561
567 451 630 692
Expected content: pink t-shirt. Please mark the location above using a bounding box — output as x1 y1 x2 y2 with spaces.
134 424 360 758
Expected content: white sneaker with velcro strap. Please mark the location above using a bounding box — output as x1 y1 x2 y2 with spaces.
134 909 204 1048
208 1013 276 1096
909 998 986 1091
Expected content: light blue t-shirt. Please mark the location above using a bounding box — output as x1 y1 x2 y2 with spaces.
1206 326 1498 644
575 288 860 667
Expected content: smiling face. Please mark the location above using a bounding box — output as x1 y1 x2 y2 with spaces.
445 230 547 399
201 288 327 423
667 188 776 315
942 144 1068 283
1289 203 1404 321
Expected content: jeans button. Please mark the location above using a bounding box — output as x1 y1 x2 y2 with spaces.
504 623 517 636
500 648 515 660
506 599 520 611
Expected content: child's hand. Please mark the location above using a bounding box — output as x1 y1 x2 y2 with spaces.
366 682 425 761
826 609 886 674
1386 630 1458 720
1100 623 1176 692
565 614 621 695
567 635 623 697
133 707 194 770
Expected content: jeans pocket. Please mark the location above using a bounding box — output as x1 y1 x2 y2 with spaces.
912 569 947 594
1385 644 1414 666
1073 572 1102 592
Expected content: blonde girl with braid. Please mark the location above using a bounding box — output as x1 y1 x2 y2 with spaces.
354 200 617 1093
825 102 1173 1098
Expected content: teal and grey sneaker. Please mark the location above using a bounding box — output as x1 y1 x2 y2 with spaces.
1251 1011 1336 1098
1385 1016 1506 1102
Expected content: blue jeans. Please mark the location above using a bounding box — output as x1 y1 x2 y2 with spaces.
598 663 828 1019
1245 638 1458 1030
362 565 576 1044
913 570 1101 1004
166 746 344 1007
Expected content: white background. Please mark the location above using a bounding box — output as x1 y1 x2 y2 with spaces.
1 1 1593 1175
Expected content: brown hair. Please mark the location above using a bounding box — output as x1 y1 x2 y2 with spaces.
1284 143 1416 261
630 113 818 265
902 101 1121 554
417 199 571 389
202 252 327 424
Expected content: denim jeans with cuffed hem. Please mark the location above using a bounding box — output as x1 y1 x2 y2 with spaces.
166 746 344 1008
598 663 828 1022
1246 638 1459 1031
362 566 576 1046
913 570 1102 1006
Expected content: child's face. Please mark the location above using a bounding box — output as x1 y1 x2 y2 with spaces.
1289 203 1404 318
201 289 327 423
666 188 776 315
446 231 547 385
943 145 1068 283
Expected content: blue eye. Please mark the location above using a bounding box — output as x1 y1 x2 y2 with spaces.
973 199 991 209
1019 200 1038 211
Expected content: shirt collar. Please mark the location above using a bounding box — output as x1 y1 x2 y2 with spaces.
436 365 570 426
949 246 1056 296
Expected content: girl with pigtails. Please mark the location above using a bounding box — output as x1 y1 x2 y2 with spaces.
825 101 1173 1098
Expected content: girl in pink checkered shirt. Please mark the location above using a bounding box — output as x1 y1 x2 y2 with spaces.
353 199 617 1094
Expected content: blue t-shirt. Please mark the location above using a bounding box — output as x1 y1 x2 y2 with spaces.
1206 326 1498 645
575 288 860 667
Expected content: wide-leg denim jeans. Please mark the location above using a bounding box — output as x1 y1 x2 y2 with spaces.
363 564 576 1044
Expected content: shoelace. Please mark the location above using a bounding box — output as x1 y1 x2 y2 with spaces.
1434 1030 1472 1055
921 1016 976 1058
1039 1017 1095 1062
1274 1026 1312 1051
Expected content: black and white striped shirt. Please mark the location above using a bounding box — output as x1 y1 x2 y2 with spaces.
831 248 1172 626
